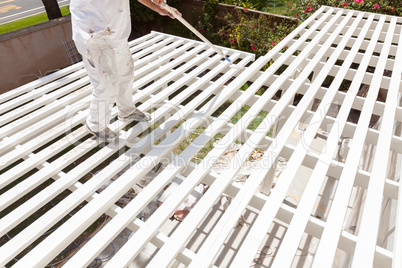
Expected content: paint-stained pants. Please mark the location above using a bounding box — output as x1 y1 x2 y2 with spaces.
75 40 136 132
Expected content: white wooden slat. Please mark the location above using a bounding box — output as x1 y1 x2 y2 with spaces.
0 33 170 131
312 14 390 267
0 37 178 135
7 48 248 268
0 63 84 104
269 12 368 268
0 44 209 190
0 39 179 156
131 36 171 60
133 39 186 72
103 17 318 265
60 162 217 267
181 156 393 267
188 10 352 267
0 81 90 139
0 34 157 114
143 8 335 268
62 54 253 268
0 48 230 263
59 51 265 268
351 17 401 267
153 31 257 60
394 158 402 268
0 43 208 169
232 12 378 268
0 68 87 116
1 8 401 267
211 110 400 202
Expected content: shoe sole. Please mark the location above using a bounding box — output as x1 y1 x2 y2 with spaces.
118 114 151 122
85 124 116 142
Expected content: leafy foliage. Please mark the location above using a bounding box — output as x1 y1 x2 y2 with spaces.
218 11 296 58
293 0 401 21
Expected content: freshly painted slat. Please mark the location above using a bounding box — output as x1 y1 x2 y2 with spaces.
312 14 389 267
0 44 208 168
188 10 352 268
7 49 246 268
62 54 254 268
393 159 402 268
144 7 333 268
351 17 401 267
270 12 369 268
233 12 379 268
0 49 228 263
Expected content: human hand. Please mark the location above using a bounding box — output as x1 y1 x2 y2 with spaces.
159 6 182 19
151 0 164 5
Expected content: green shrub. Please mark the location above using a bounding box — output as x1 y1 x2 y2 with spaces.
218 11 296 58
294 0 401 21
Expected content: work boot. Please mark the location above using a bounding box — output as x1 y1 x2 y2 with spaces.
85 123 117 142
118 108 151 122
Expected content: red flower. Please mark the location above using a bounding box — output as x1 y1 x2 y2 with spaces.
374 3 380 9
392 6 395 12
342 2 347 7
229 39 235 43
308 6 312 11
272 40 276 45
358 0 363 3
289 2 292 5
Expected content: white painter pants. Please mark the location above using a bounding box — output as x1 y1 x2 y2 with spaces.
75 39 136 132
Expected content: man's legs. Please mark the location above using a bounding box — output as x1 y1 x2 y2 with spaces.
115 42 151 122
75 41 120 141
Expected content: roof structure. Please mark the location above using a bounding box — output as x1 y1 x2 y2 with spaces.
1 5 402 268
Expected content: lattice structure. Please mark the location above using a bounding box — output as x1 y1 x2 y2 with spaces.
1 6 402 268
62 37 82 65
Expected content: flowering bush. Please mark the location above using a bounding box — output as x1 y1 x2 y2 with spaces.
218 11 296 58
218 0 261 10
293 0 401 21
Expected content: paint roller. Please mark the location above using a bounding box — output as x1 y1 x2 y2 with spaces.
161 1 242 69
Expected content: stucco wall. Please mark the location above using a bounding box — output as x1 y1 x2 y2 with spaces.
0 16 73 94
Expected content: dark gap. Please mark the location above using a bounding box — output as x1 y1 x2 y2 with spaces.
0 99 34 118
172 62 186 70
198 69 210 78
339 79 352 92
275 64 288 76
184 65 198 74
168 85 186 101
211 73 224 82
350 62 359 70
366 66 376 73
322 75 335 88
180 87 199 106
139 52 152 60
196 94 216 111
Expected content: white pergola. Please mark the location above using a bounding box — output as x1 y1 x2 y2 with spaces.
1 5 402 268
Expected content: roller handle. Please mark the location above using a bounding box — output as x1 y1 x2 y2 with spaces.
161 1 229 61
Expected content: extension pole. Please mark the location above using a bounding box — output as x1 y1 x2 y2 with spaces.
161 1 232 64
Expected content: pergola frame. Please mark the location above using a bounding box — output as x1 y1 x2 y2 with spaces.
0 6 401 268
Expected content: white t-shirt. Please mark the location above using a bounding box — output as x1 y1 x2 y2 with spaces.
70 0 131 43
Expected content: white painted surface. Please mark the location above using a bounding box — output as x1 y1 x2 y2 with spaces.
0 6 401 268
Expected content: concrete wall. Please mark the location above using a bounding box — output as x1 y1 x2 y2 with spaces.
0 16 73 94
